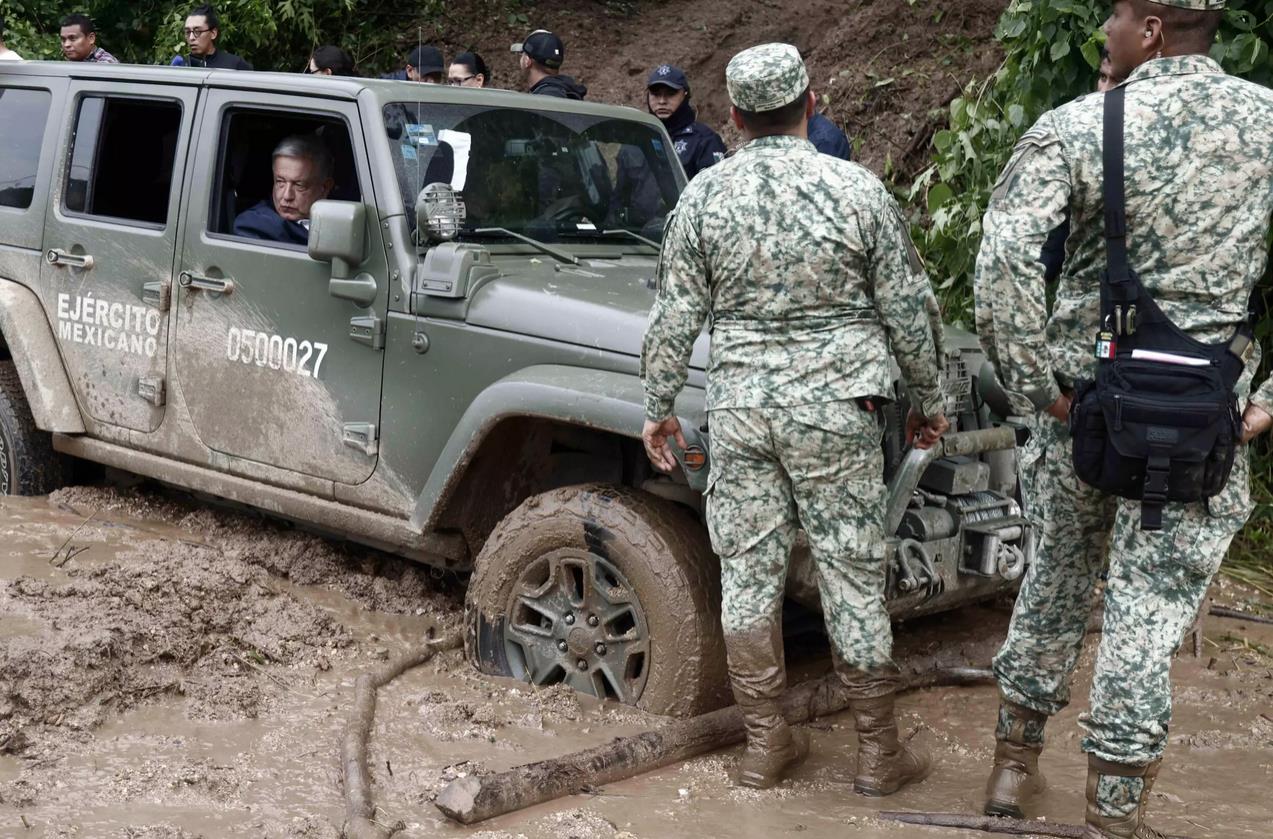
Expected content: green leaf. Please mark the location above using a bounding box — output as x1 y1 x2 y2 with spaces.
1049 39 1071 62
927 183 955 213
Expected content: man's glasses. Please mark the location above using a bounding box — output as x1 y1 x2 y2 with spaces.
447 75 475 86
183 27 210 37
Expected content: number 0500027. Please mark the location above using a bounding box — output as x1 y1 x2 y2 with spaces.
225 327 328 379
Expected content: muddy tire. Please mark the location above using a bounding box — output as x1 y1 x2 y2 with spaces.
0 361 67 496
466 483 729 717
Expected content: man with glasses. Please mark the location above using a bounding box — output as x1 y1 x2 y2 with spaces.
183 4 252 71
381 45 445 83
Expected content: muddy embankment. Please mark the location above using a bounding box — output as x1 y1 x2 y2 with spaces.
0 485 1269 838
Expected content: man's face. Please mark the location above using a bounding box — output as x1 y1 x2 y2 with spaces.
407 66 442 83
648 85 687 120
59 25 95 61
1103 1 1156 81
1097 54 1120 92
272 155 333 222
184 15 216 57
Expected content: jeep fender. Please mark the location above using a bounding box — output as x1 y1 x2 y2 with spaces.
0 280 85 433
410 365 707 531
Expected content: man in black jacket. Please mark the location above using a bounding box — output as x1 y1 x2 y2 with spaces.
646 64 726 179
183 4 252 71
513 30 586 99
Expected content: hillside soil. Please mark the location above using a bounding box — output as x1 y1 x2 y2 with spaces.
392 0 1006 179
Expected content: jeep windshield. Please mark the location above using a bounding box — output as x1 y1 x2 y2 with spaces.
384 102 683 246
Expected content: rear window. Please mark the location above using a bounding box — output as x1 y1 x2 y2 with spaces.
0 87 53 210
64 96 183 226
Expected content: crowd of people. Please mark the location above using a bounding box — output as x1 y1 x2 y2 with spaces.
0 4 855 186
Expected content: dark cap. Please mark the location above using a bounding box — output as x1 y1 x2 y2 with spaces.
647 64 689 92
512 30 564 69
407 45 445 75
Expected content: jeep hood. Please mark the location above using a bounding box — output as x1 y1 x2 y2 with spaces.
464 259 710 368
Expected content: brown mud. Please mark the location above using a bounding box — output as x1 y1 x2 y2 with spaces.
0 485 1269 838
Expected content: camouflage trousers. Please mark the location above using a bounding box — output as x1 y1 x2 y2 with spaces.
705 403 892 669
994 413 1252 765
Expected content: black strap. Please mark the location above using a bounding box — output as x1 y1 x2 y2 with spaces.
1102 87 1135 296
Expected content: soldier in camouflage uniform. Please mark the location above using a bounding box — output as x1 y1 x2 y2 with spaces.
973 2 1273 836
640 42 949 792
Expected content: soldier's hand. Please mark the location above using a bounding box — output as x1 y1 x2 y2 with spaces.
906 408 949 450
642 417 688 473
1240 402 1273 444
1045 393 1072 424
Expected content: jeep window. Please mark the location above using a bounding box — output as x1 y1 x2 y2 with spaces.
384 103 682 244
211 109 360 248
64 97 182 226
0 87 53 211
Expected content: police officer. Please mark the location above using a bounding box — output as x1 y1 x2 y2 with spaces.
645 64 726 179
641 42 948 792
973 2 1273 835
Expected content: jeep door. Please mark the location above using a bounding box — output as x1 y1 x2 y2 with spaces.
170 90 388 484
39 81 198 433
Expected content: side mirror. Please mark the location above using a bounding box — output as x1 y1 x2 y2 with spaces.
308 200 377 306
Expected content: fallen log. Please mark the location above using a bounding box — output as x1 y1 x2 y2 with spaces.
343 633 463 839
1210 605 1273 626
878 810 1192 839
434 666 993 825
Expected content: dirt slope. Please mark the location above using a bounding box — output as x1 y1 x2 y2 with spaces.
414 0 1005 178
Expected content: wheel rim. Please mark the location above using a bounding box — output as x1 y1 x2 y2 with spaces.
502 548 651 704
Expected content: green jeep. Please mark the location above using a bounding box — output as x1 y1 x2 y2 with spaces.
0 62 1029 717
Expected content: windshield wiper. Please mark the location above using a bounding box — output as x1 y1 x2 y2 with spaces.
469 227 579 266
599 229 662 250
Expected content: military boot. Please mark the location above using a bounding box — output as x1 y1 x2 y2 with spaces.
726 621 808 789
838 663 931 796
1084 755 1167 839
984 699 1048 818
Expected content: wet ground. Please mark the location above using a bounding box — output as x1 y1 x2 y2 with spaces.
0 486 1269 838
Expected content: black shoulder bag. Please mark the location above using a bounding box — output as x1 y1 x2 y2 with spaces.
1068 85 1250 531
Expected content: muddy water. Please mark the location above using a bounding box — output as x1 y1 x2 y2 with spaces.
0 490 1269 838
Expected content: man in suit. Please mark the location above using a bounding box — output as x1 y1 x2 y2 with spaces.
234 135 334 245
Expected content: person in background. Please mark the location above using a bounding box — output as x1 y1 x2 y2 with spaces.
59 14 117 63
0 14 22 61
513 29 586 99
183 4 252 70
234 135 334 246
646 64 727 179
309 45 355 76
449 51 490 87
382 45 445 82
808 107 851 160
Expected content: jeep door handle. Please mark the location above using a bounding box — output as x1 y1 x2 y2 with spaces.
178 271 235 295
46 249 95 270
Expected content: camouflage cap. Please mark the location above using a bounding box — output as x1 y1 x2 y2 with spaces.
1147 0 1225 7
725 43 809 113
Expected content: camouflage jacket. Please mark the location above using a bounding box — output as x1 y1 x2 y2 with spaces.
641 134 945 421
975 54 1273 416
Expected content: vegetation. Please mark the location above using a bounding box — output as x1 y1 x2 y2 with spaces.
0 0 447 73
908 0 1273 584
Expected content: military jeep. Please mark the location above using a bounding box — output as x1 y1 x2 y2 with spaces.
0 62 1029 717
